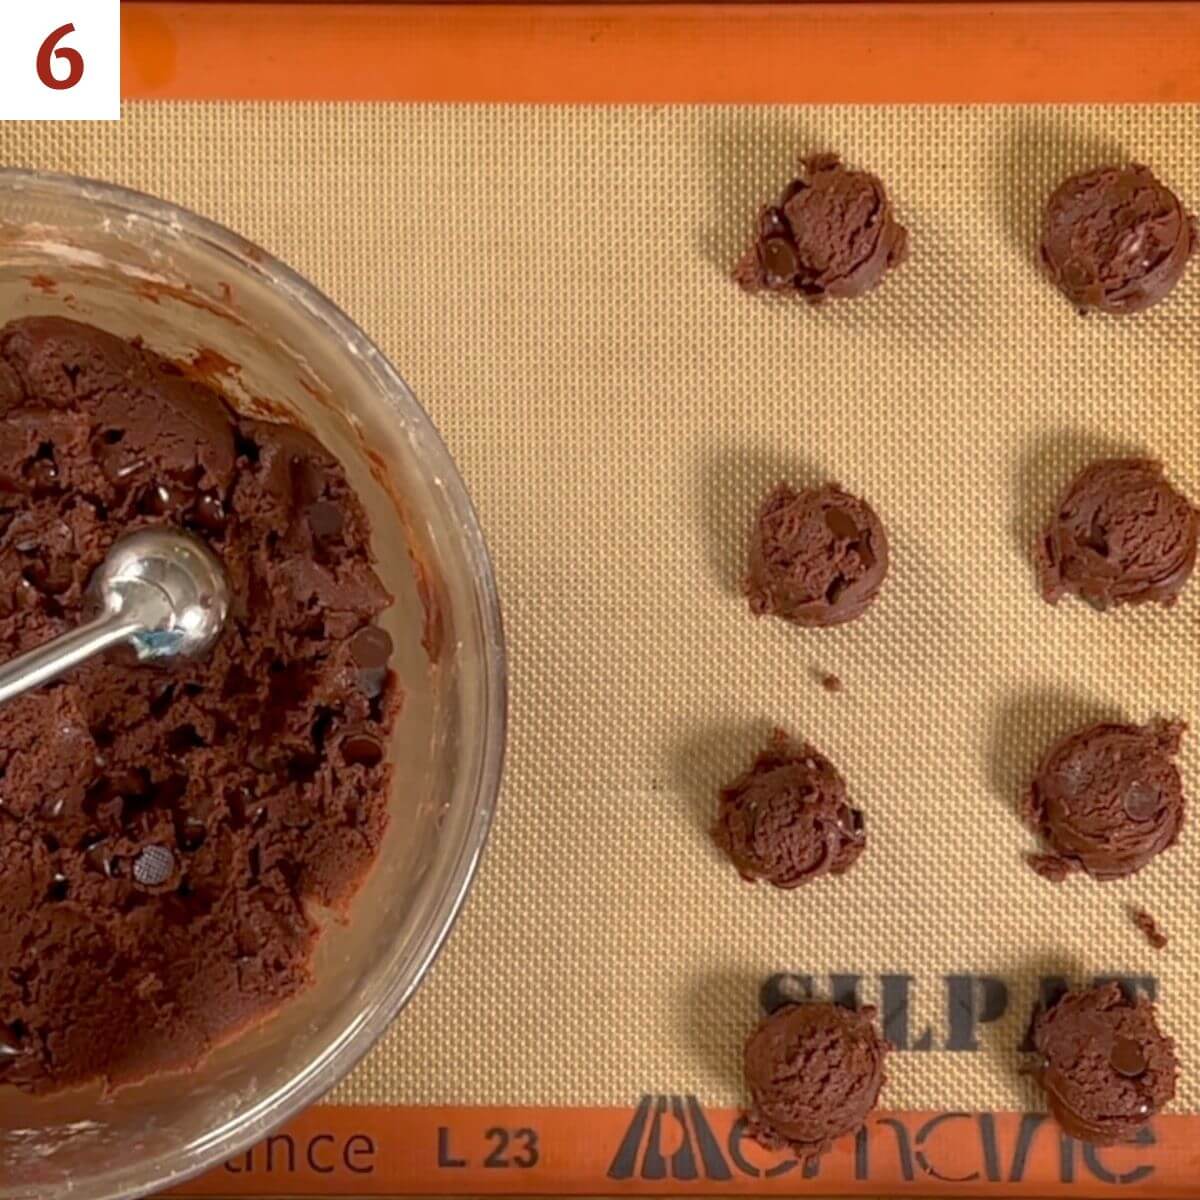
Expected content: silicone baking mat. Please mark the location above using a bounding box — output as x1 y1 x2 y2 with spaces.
6 99 1200 1196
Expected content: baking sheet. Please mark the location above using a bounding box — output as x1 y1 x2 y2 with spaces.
3 100 1200 1128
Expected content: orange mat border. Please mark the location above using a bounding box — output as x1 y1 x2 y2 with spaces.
167 1103 1200 1196
122 2 1200 103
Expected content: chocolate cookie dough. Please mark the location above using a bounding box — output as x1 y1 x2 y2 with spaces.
745 1002 888 1161
714 730 865 888
1040 165 1195 314
1032 982 1177 1144
1038 459 1198 610
746 483 889 627
0 317 400 1093
1023 719 1186 882
735 154 908 302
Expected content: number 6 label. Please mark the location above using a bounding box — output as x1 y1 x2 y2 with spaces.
2 1 118 119
37 24 87 92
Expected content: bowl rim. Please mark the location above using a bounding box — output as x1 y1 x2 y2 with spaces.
0 167 507 1200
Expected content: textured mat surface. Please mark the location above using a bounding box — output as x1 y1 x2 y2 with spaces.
3 103 1199 1113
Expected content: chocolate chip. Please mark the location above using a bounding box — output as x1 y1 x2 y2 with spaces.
349 625 392 670
0 1024 24 1059
228 789 266 829
133 845 175 887
288 752 320 783
761 237 797 284
23 560 72 596
307 500 344 540
141 483 180 517
83 838 119 878
96 439 147 483
835 806 864 835
179 818 207 853
825 508 860 539
40 795 65 820
1124 781 1160 822
47 873 69 902
25 457 59 493
341 733 384 768
1111 1036 1148 1077
758 207 789 240
192 491 226 532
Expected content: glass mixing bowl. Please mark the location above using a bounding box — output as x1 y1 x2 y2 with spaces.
0 170 506 1200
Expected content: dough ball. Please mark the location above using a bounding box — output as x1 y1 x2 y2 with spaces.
746 483 889 628
1040 164 1194 314
1038 458 1197 610
715 730 865 888
744 1001 889 1162
1033 981 1177 1144
735 155 907 302
1023 718 1186 881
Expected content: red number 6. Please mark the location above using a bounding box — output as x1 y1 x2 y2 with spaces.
37 23 85 91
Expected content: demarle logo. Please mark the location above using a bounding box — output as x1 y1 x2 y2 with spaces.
609 1099 1161 1190
607 1097 1159 1188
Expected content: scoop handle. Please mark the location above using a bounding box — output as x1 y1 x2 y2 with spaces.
0 612 140 706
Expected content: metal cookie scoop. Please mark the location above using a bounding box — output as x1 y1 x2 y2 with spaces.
0 527 229 707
